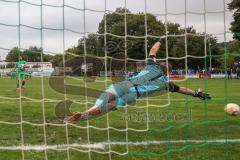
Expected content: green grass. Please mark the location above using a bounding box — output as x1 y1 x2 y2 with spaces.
0 77 240 160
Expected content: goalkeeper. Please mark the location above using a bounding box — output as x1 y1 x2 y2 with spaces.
64 37 211 123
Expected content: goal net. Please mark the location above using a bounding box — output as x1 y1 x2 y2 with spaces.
0 0 239 160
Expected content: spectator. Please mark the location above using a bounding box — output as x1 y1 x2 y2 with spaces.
227 68 232 79
236 67 240 79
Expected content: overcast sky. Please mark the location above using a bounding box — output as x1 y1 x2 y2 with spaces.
0 0 234 60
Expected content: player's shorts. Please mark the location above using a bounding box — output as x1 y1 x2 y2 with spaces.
8 71 30 79
109 80 138 108
114 92 138 108
17 73 30 79
109 80 133 97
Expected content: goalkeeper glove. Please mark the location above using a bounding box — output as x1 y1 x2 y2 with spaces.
159 36 167 44
193 88 211 100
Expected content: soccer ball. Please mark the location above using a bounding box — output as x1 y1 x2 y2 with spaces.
224 103 240 116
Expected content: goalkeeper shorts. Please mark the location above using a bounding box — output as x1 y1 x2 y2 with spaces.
109 80 138 108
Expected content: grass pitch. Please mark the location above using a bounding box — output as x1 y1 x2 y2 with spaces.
0 77 240 160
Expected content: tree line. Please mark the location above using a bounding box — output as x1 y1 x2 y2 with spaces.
5 4 240 69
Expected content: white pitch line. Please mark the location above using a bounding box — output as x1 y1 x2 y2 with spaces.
0 143 105 151
1 139 240 151
105 139 240 145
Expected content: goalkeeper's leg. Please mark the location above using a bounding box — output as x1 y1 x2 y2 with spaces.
64 100 117 124
64 89 116 123
64 80 136 124
64 91 137 124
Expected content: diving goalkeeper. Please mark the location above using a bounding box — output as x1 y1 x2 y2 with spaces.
64 37 211 124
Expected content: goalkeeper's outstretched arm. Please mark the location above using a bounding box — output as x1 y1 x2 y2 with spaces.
169 82 211 100
149 36 166 57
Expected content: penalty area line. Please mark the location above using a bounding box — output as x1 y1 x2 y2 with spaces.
0 139 240 151
0 143 105 151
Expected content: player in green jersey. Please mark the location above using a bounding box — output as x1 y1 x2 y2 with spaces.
6 50 31 92
14 56 29 92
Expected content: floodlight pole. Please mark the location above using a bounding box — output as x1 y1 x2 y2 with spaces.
208 39 212 71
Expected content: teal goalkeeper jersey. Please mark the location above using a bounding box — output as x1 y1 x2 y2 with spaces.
128 57 169 94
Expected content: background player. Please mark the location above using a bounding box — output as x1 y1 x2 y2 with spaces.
15 56 29 92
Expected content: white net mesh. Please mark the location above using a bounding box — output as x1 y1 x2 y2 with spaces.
0 0 239 160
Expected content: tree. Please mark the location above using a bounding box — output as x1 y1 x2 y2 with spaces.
76 34 103 56
228 0 240 40
227 39 240 53
226 39 240 68
50 54 63 67
5 46 53 62
167 28 220 69
76 9 179 59
69 8 220 69
6 62 15 68
98 12 167 59
5 47 22 62
24 46 42 62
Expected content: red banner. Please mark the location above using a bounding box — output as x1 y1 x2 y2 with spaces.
169 74 212 78
169 74 186 78
198 74 212 78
